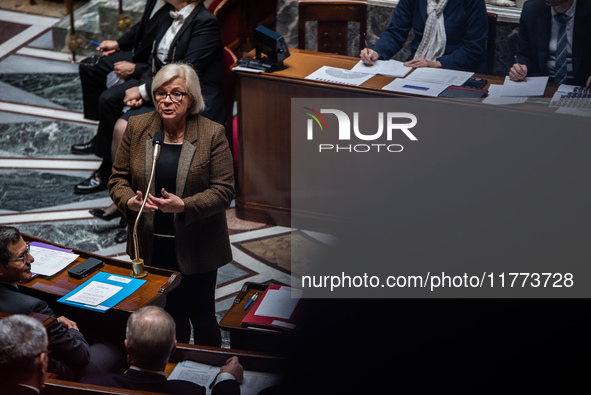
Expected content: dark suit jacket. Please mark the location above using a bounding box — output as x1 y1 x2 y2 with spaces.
82 369 240 395
108 111 235 275
140 3 225 124
372 0 488 74
515 0 591 86
0 283 91 379
117 0 174 78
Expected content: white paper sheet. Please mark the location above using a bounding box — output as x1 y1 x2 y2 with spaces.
254 286 302 320
305 66 374 86
382 78 449 97
168 360 283 395
350 59 412 78
65 281 122 307
499 76 549 97
404 67 473 86
482 84 528 105
30 246 79 276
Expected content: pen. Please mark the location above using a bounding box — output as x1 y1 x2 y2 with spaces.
244 292 258 310
208 372 220 390
91 41 101 47
513 55 526 82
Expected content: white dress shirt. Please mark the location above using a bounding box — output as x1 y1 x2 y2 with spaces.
139 3 196 100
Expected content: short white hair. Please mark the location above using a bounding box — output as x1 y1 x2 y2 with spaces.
151 63 205 115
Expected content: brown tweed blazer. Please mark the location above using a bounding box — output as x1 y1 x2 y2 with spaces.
108 111 235 274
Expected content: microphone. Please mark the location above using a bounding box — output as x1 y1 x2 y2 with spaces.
130 131 164 278
152 130 164 160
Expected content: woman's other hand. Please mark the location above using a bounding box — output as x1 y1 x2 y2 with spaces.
403 57 441 68
149 189 186 213
127 190 158 212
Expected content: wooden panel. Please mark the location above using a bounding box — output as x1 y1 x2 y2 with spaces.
234 49 558 226
43 379 166 395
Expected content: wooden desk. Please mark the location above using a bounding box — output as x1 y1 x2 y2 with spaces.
219 282 296 353
0 311 56 328
19 234 181 343
234 49 559 226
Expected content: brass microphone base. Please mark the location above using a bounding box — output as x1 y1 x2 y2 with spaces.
130 258 148 278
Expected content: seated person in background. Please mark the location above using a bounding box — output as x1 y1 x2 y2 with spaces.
360 0 488 74
508 0 591 86
0 226 123 381
86 0 225 222
0 315 48 395
82 306 243 395
89 0 225 229
74 0 174 194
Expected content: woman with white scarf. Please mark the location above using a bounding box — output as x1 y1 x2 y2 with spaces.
360 0 488 74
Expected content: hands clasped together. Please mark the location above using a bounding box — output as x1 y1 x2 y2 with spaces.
127 188 185 213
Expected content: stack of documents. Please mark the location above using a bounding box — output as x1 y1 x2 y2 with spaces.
549 84 591 116
305 66 374 86
241 285 303 331
382 68 473 97
30 242 78 277
483 76 549 105
350 59 412 78
168 360 283 395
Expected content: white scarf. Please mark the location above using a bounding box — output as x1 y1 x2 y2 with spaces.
414 0 448 62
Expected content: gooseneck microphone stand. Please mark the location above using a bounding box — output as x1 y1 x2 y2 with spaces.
130 131 164 278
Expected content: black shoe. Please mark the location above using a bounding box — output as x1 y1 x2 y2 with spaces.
115 229 127 244
71 137 96 155
74 170 108 194
89 208 122 221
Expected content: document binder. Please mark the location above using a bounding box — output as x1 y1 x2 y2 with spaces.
241 284 303 331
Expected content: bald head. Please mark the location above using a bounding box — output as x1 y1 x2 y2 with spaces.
126 306 176 371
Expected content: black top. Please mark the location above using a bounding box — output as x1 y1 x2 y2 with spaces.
154 142 182 236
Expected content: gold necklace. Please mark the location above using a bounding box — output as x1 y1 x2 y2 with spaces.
166 132 184 143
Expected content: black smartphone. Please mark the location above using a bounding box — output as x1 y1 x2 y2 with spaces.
462 78 488 89
68 258 104 279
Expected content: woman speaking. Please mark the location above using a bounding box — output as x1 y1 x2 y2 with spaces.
108 63 234 346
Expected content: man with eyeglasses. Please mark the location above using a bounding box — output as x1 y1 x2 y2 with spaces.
0 314 48 395
0 226 123 381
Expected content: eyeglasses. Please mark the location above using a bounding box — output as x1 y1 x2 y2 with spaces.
153 91 188 103
9 242 31 263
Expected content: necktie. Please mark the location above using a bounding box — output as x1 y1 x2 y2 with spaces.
553 13 571 84
169 10 184 23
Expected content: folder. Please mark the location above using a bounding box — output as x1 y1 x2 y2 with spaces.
57 272 145 313
241 284 303 331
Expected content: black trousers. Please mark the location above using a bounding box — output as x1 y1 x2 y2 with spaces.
78 51 141 164
152 235 221 347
